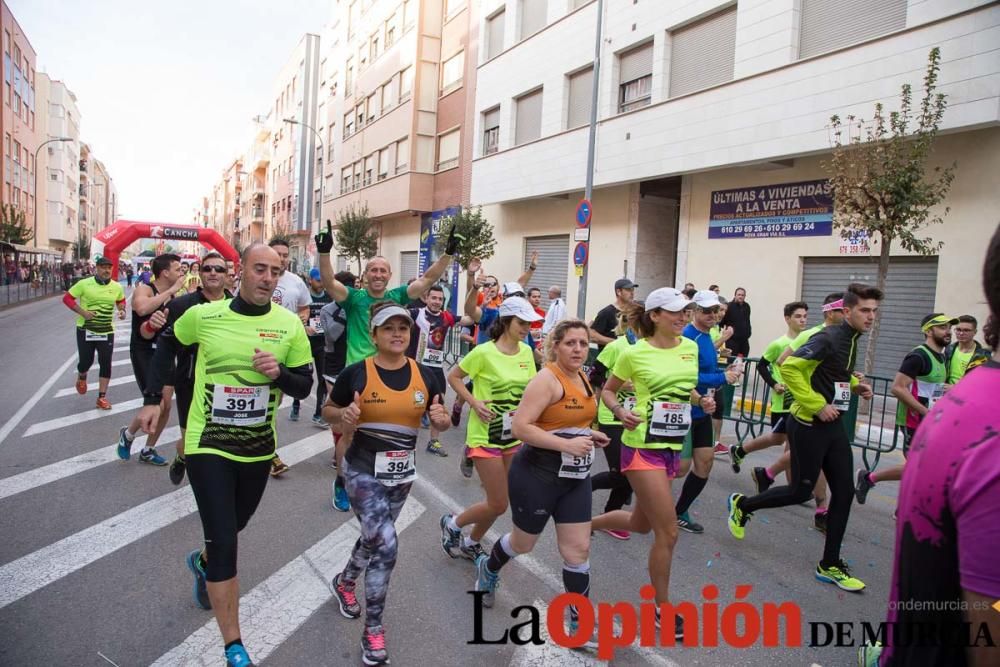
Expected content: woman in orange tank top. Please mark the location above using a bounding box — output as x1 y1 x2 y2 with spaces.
472 319 610 643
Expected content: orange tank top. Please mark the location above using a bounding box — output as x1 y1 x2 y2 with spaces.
535 363 597 432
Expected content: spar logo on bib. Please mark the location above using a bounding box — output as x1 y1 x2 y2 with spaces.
413 390 426 407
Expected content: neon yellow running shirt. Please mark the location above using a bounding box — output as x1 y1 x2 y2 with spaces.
761 334 793 413
597 336 636 426
458 340 536 448
68 277 124 333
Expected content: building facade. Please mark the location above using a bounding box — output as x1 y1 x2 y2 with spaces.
1 1 38 242
470 0 1000 375
35 73 80 260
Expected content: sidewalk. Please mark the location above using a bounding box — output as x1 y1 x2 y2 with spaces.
0 279 64 309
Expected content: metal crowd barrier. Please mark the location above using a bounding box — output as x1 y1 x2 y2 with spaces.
0 274 65 308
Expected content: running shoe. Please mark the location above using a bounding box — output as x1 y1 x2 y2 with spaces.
474 553 499 608
677 512 704 534
139 449 168 466
289 405 300 422
168 455 186 485
854 468 875 504
75 376 88 395
460 449 474 479
331 572 361 619
332 478 350 512
185 549 211 610
270 455 289 477
814 511 828 534
96 397 112 410
600 529 631 541
450 402 462 427
858 643 883 667
426 439 448 457
727 493 751 540
751 467 773 494
712 441 728 456
311 414 328 428
459 541 486 562
224 643 254 667
728 445 744 474
116 426 134 461
654 609 686 641
566 616 598 649
361 625 389 666
440 514 462 558
815 560 865 592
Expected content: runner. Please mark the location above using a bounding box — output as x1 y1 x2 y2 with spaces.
473 319 609 645
135 243 313 667
320 270 355 511
63 255 126 409
407 284 456 457
300 268 332 427
944 315 990 383
441 295 542 562
324 302 450 667
590 288 714 639
157 252 233 485
709 298 733 455
116 252 185 465
590 304 641 540
727 283 881 593
854 312 955 503
675 290 743 534
588 278 638 387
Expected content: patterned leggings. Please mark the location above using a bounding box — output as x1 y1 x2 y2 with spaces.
340 458 413 628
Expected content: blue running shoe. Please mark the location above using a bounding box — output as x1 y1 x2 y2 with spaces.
332 477 350 512
224 643 255 666
139 448 167 466
116 426 134 461
474 554 499 608
186 549 211 610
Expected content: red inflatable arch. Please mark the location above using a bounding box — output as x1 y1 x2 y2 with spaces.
92 220 240 280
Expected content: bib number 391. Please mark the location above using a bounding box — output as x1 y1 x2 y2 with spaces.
649 402 691 438
559 450 593 479
833 382 851 412
374 450 416 486
211 385 268 426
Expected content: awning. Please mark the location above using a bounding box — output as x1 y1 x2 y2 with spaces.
0 241 64 256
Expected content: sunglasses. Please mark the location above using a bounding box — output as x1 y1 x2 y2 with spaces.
700 306 720 314
202 265 228 274
483 282 498 288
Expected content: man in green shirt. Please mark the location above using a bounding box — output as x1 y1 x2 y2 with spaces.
944 315 991 383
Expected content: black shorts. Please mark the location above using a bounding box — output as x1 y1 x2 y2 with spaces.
902 426 916 456
131 344 174 394
712 389 726 419
508 452 592 534
690 415 714 449
770 412 788 435
322 351 344 385
175 382 194 430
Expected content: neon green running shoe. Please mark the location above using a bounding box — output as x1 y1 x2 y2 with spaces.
857 642 882 667
727 493 751 540
815 560 866 592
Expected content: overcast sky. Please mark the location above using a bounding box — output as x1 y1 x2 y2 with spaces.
11 0 330 223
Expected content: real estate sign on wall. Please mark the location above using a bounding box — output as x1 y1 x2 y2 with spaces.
708 179 833 239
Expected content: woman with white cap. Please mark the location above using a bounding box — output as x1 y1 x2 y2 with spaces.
590 287 716 641
440 295 543 562
324 301 451 666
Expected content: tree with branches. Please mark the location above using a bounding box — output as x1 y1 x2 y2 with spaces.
334 204 380 273
824 47 957 375
0 203 33 245
433 206 497 269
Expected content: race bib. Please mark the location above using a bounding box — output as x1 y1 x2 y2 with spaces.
84 330 108 341
832 382 851 412
374 449 416 486
309 316 323 334
211 385 269 426
559 450 593 479
421 347 444 368
501 411 515 441
925 383 945 409
649 402 691 438
622 396 637 412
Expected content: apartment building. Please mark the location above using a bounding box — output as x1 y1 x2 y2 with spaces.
241 121 271 246
35 73 80 260
321 0 478 285
90 157 116 235
1 1 38 235
471 0 1000 374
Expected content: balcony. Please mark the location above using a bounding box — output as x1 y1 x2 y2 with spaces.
252 207 264 221
78 184 87 199
79 160 88 173
330 169 432 220
253 146 270 170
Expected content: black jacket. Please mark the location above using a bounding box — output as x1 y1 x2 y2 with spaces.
722 301 752 340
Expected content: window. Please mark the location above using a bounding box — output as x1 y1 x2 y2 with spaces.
441 51 464 92
566 66 593 128
403 0 415 27
346 58 354 90
344 111 354 137
378 149 389 180
381 79 396 113
799 0 906 59
364 154 375 185
572 0 591 8
514 88 543 145
482 107 500 155
399 67 413 102
669 6 737 98
3 31 8 55
395 138 409 172
520 0 547 40
618 42 652 112
356 102 365 128
437 129 460 170
386 21 396 48
445 0 464 18
485 9 505 60
367 92 378 122
341 167 352 194
353 161 362 189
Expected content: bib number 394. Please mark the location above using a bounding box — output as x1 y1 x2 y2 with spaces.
211 385 269 426
559 450 593 479
374 450 416 486
833 382 851 412
649 402 691 438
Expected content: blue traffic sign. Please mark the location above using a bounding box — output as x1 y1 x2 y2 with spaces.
575 199 592 227
573 242 588 266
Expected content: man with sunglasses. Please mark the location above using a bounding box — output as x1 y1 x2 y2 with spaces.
944 315 991 383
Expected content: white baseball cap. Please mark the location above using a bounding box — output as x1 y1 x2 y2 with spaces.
645 287 693 313
692 289 722 309
502 281 525 297
370 304 414 330
498 296 544 322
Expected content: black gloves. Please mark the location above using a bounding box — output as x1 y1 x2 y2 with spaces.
315 220 334 254
444 223 464 256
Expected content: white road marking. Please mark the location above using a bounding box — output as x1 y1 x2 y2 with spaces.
22 399 144 437
149 498 425 666
53 375 136 398
0 353 77 448
0 431 332 609
0 426 181 502
112 358 131 367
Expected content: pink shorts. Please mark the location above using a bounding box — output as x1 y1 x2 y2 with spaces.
620 444 680 478
467 443 522 459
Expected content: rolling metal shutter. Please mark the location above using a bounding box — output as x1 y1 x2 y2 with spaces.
567 67 593 129
399 250 419 283
515 88 543 145
799 0 906 60
486 10 505 59
520 0 548 40
669 5 737 98
619 42 652 85
800 256 938 377
523 235 569 308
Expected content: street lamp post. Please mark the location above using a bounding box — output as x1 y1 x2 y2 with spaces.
33 137 74 248
282 118 324 239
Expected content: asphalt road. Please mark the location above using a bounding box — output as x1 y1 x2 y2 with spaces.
0 292 905 666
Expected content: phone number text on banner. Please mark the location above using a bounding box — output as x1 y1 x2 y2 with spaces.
708 179 834 239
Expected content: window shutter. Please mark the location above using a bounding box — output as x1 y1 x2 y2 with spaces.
567 67 593 129
619 42 652 84
799 0 906 59
487 10 506 59
515 89 543 145
520 0 547 40
669 6 737 98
